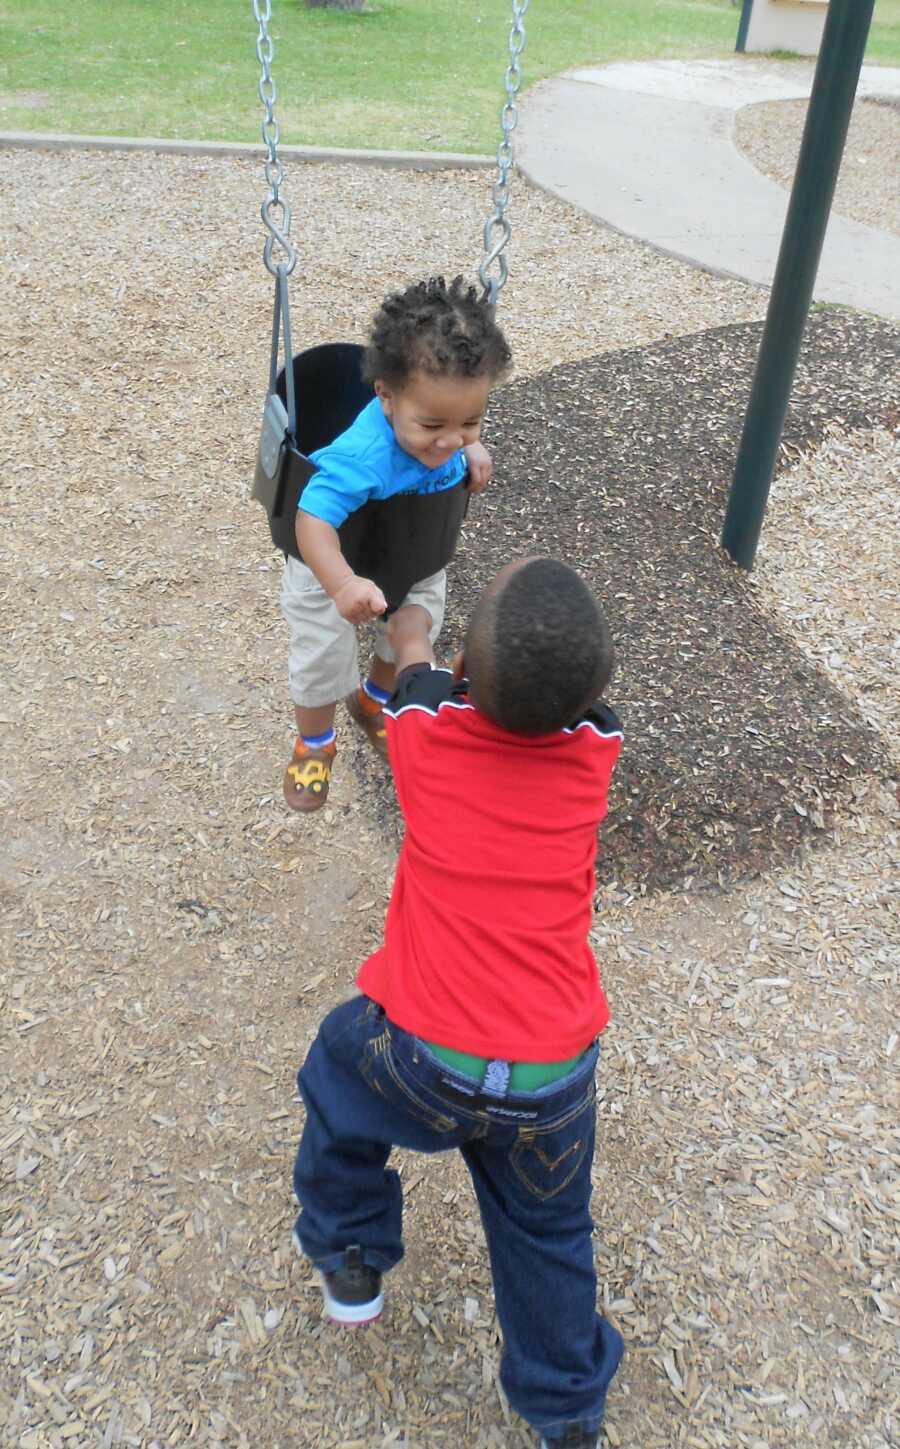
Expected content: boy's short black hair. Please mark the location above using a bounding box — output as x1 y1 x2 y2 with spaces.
465 559 614 735
363 275 512 388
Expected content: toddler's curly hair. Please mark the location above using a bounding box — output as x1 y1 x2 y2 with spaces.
362 275 512 388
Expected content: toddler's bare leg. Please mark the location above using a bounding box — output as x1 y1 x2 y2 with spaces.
366 656 396 695
294 702 338 738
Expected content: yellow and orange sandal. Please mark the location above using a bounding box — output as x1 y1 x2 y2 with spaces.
283 738 337 813
345 688 388 759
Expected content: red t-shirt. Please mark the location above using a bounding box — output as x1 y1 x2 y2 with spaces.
356 665 623 1061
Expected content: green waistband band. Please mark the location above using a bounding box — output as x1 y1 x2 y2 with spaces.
423 1041 586 1091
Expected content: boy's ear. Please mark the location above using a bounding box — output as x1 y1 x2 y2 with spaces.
451 649 466 681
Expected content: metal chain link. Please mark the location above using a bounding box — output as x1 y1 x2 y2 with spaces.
478 0 529 306
251 0 297 275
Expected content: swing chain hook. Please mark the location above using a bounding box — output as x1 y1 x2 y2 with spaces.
252 0 298 276
478 0 529 307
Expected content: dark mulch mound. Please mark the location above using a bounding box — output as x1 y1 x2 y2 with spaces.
353 308 899 891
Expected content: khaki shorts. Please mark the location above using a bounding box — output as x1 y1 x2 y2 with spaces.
281 557 447 708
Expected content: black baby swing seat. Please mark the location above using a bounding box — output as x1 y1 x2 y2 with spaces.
253 337 469 614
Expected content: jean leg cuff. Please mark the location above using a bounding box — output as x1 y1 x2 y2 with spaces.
292 1222 402 1276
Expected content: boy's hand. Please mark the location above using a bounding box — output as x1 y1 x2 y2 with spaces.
463 441 492 494
333 575 388 625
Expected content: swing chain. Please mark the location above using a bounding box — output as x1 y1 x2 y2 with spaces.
252 0 298 275
478 0 529 307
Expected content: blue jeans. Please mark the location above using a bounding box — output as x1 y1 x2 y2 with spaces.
293 996 623 1442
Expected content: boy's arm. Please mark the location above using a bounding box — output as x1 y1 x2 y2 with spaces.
296 512 387 625
386 604 434 676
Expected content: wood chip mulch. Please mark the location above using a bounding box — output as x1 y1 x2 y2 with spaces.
1 147 898 1449
735 96 900 237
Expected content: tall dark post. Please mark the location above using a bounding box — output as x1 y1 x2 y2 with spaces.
721 0 876 570
735 0 753 54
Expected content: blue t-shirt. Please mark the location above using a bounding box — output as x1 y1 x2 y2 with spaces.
301 398 467 529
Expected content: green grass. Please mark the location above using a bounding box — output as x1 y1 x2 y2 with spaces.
1 0 898 153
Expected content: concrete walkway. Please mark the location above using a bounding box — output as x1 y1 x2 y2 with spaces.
517 58 900 321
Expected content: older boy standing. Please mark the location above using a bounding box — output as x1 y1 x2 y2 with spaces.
292 558 624 1448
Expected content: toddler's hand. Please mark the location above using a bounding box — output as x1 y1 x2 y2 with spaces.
464 441 492 494
334 576 388 624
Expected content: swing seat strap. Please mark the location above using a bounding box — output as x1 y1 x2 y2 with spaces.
252 266 312 517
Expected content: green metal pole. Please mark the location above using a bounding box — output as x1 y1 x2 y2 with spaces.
735 0 753 54
721 0 876 570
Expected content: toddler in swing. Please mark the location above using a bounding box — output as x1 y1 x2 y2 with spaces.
280 274 511 811
291 558 625 1447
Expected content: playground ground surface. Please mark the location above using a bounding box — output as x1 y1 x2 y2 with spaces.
1 140 898 1448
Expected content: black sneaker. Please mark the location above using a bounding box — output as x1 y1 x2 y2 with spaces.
318 1243 383 1325
540 1432 600 1448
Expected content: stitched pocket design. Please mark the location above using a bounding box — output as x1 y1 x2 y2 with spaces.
509 1085 595 1200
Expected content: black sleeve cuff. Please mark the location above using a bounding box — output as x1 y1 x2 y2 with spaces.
387 665 457 716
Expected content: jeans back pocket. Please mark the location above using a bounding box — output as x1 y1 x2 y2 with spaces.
509 1085 595 1201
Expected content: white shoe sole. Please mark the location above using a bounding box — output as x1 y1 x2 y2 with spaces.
319 1273 384 1325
